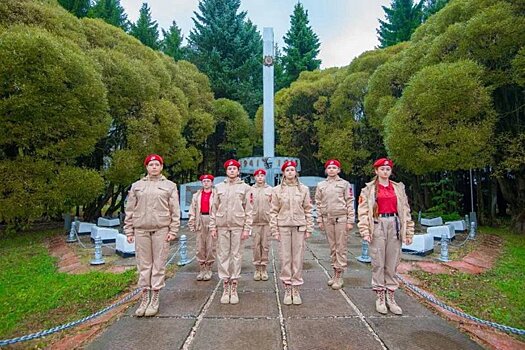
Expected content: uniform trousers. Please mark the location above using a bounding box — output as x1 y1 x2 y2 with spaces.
323 216 348 271
252 224 270 266
278 226 306 286
217 228 244 280
369 216 401 291
196 215 216 267
135 227 170 290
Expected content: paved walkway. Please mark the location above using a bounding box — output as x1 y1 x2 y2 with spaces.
87 230 482 350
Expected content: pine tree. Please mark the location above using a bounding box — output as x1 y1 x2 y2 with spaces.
161 21 184 61
422 0 449 20
187 0 262 117
88 0 129 31
130 3 160 50
282 3 321 87
58 0 90 18
377 0 424 48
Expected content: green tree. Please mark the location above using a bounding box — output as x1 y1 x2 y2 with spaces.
88 0 129 31
130 2 160 50
377 0 424 48
187 0 262 117
282 2 321 87
161 20 184 61
58 0 91 18
422 0 449 19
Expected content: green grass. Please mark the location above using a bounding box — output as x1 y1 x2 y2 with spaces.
0 228 136 339
411 226 525 334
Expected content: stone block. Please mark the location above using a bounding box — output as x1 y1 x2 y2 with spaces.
77 222 96 235
90 226 119 243
97 217 120 227
116 233 135 257
402 233 434 255
445 220 467 232
420 217 443 226
427 224 455 240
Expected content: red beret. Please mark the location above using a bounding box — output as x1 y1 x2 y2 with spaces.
223 159 241 169
281 160 297 172
254 169 266 176
144 154 163 166
199 174 214 181
324 159 341 168
373 158 394 168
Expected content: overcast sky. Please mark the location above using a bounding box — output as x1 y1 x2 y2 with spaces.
120 0 391 68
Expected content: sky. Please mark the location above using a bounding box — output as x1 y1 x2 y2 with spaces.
120 0 391 68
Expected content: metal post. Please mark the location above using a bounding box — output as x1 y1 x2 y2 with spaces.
262 27 275 159
177 234 190 266
66 216 78 243
90 236 105 265
464 214 470 230
356 240 372 263
63 213 72 234
417 210 422 224
438 231 450 262
468 221 477 240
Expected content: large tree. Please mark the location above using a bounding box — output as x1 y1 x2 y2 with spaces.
422 0 449 19
58 0 90 18
130 2 160 50
161 20 184 61
377 0 424 48
88 0 129 31
187 0 262 117
282 3 321 87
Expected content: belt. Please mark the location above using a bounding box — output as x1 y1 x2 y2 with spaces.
379 213 397 217
201 213 209 216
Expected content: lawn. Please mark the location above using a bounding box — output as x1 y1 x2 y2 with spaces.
411 226 525 335
0 228 136 340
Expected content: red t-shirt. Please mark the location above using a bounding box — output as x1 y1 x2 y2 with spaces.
377 182 397 214
200 190 212 214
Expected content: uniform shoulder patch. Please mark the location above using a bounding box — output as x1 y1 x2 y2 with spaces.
358 195 365 204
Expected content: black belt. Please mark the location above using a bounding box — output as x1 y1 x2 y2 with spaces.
379 213 397 217
201 213 209 216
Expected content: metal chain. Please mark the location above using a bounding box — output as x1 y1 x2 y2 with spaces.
397 274 525 336
0 236 195 346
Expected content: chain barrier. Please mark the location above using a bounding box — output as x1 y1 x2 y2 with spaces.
0 235 196 346
397 273 525 336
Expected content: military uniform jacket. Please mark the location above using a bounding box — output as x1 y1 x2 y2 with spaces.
315 176 355 224
269 180 314 235
124 175 180 236
209 178 253 231
188 188 216 231
357 180 414 242
251 184 273 226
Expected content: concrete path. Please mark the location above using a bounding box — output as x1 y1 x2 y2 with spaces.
87 230 483 350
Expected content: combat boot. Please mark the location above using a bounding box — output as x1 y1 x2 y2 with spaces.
196 265 206 281
253 266 261 281
230 279 239 304
220 279 230 304
375 290 388 314
135 289 150 317
292 286 302 305
145 289 160 317
283 284 292 305
386 289 403 315
331 269 344 290
260 265 269 281
327 268 337 286
203 265 212 281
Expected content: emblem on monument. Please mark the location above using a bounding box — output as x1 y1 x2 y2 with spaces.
263 55 274 67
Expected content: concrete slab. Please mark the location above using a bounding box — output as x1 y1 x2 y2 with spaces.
345 288 434 318
157 290 209 317
190 318 282 350
368 317 483 350
280 289 356 318
165 272 220 291
206 291 278 318
87 316 194 350
286 318 383 350
236 272 276 292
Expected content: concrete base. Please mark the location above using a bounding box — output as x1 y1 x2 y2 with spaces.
91 226 119 243
421 217 443 227
78 222 97 235
115 233 135 256
97 217 120 227
445 220 467 232
428 225 456 240
402 233 434 255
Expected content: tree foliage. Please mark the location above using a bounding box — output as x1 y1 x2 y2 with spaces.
187 0 262 117
130 2 160 50
377 0 425 48
161 20 184 61
88 0 129 31
282 3 321 87
58 0 90 18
